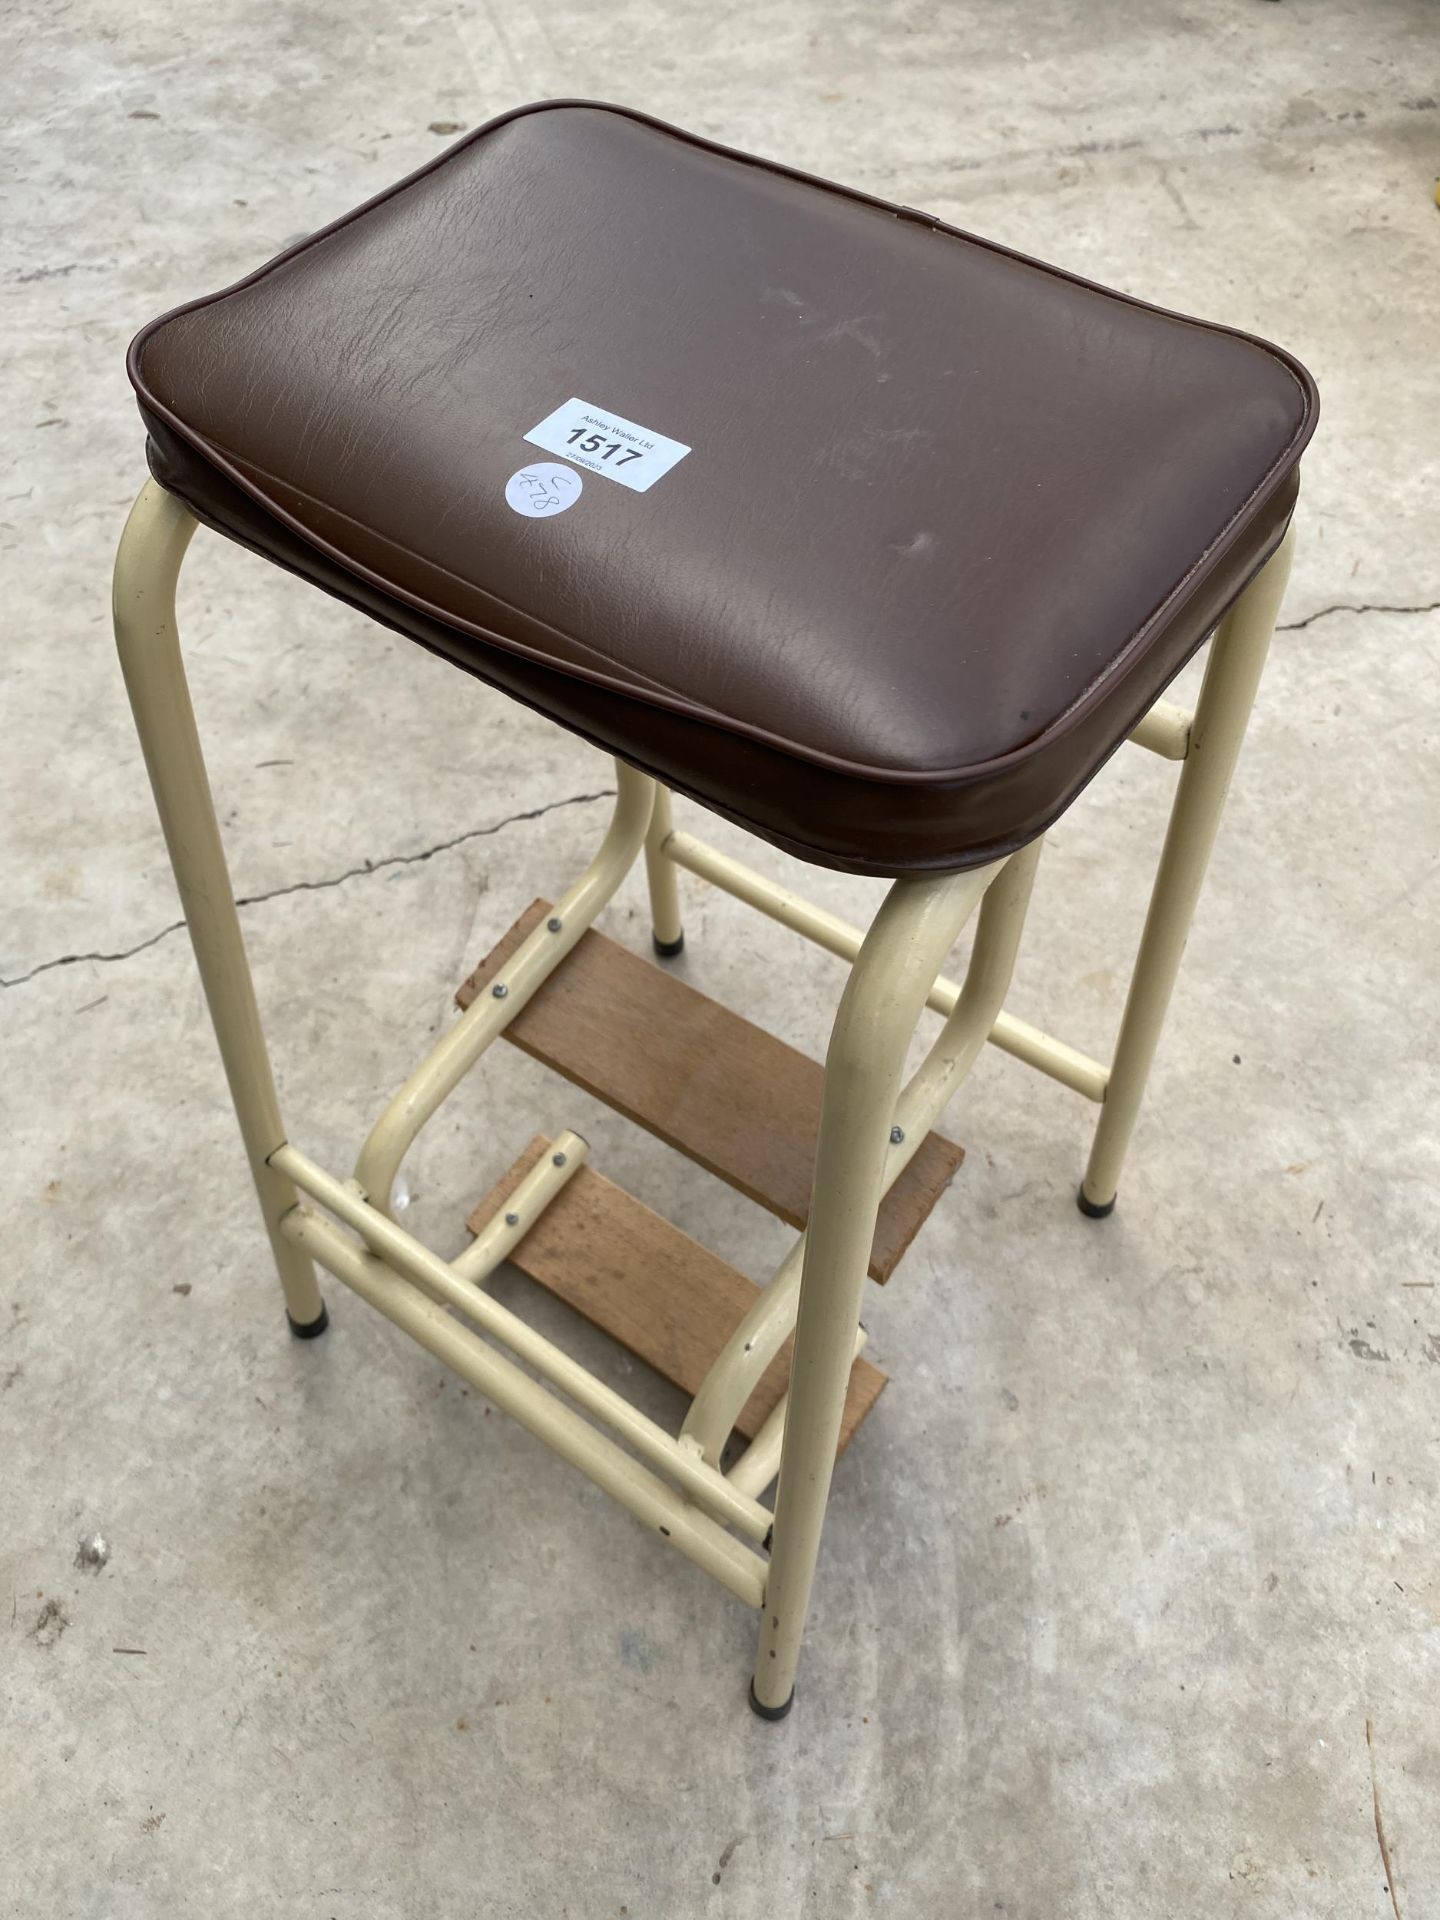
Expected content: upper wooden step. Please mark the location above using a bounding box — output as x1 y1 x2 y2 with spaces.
457 899 962 1284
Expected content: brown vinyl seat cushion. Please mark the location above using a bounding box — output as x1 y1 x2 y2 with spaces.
130 101 1317 877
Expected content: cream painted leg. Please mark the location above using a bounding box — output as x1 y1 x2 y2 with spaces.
643 782 686 956
1080 525 1296 1214
112 481 326 1332
752 846 1038 1715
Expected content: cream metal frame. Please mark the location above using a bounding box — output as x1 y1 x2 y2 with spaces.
113 476 1294 1715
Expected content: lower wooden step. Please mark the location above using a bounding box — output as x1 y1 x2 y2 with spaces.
469 1136 887 1454
457 898 962 1284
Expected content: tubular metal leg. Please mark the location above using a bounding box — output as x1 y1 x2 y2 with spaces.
687 843 1037 1470
644 783 685 956
113 480 326 1333
353 759 655 1215
1080 525 1296 1215
752 862 1027 1715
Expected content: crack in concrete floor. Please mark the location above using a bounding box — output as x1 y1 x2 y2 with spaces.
0 788 613 988
1277 598 1440 633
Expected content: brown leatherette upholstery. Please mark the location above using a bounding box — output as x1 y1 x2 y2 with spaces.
130 101 1318 876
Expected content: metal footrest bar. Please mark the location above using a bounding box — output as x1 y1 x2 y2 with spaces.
727 1321 868 1500
660 828 1110 1104
282 1207 768 1604
678 977 984 1466
451 1127 588 1283
683 1241 804 1464
1129 695 1193 760
353 762 656 1217
271 1142 772 1543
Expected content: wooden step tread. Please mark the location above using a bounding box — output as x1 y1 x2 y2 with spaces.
456 898 962 1284
469 1136 887 1453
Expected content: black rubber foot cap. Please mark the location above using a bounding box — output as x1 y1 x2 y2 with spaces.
1076 1185 1116 1219
287 1302 330 1340
652 930 686 958
748 1680 795 1722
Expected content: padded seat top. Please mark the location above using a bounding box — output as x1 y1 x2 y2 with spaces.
131 101 1317 876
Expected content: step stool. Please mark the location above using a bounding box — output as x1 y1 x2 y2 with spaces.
113 101 1317 1718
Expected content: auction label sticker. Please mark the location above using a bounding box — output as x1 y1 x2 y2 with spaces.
505 463 583 518
524 397 691 494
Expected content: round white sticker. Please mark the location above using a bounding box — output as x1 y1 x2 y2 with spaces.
505 462 583 519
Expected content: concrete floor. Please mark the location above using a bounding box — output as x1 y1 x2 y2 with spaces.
3 1 1438 1912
